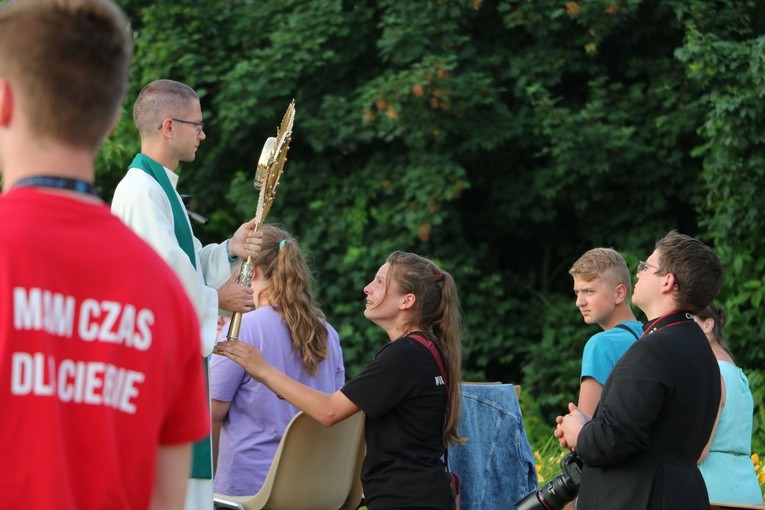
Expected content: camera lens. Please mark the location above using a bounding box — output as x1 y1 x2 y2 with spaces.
515 453 582 510
516 473 577 510
539 472 579 508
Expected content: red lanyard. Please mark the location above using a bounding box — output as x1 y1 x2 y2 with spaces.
643 310 694 337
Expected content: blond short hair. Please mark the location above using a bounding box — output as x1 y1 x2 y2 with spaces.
569 247 632 293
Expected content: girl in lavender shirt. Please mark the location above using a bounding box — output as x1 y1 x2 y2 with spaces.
210 225 345 496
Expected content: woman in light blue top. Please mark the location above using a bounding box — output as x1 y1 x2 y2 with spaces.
694 303 762 504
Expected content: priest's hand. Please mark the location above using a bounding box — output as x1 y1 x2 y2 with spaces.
217 271 255 313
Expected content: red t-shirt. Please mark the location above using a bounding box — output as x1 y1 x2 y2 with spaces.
0 188 209 509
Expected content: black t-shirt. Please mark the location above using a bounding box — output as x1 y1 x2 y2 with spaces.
341 336 453 509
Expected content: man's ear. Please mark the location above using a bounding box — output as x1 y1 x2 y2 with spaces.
661 272 678 295
399 293 416 311
0 80 13 126
157 117 174 137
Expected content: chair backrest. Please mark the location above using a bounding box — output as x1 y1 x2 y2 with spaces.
214 411 365 510
266 411 364 509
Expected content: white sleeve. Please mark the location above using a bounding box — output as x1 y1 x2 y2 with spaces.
197 239 240 353
111 169 233 355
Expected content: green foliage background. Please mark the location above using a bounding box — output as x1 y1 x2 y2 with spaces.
95 0 765 447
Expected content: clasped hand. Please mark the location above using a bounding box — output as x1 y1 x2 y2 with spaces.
554 402 591 451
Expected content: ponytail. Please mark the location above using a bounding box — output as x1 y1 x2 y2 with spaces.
387 251 464 445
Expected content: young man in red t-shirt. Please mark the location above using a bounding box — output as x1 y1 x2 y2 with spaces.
0 1 209 508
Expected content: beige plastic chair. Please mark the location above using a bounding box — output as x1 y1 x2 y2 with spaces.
213 411 365 510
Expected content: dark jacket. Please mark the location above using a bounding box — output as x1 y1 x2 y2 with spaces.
576 311 721 510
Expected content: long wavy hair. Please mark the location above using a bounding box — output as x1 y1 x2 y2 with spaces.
250 225 328 376
385 251 464 445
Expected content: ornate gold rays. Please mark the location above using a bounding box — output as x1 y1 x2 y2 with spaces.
220 100 295 344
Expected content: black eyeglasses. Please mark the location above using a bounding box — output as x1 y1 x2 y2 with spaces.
158 117 204 134
637 260 662 274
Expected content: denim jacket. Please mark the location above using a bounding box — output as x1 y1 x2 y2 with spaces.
448 383 538 509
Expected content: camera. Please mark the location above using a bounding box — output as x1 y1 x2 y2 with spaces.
516 452 583 510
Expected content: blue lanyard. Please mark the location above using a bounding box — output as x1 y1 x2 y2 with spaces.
12 176 101 199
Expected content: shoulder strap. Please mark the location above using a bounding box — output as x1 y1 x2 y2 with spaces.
614 323 640 340
408 333 448 385
408 333 454 470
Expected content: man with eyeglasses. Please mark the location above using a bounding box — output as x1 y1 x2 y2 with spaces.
555 231 724 509
111 79 262 510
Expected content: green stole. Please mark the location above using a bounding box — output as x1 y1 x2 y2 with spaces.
129 153 197 268
129 153 211 480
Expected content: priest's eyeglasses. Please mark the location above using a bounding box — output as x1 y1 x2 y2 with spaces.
158 117 205 135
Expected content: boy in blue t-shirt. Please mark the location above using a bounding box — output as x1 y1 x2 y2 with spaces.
569 248 642 417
